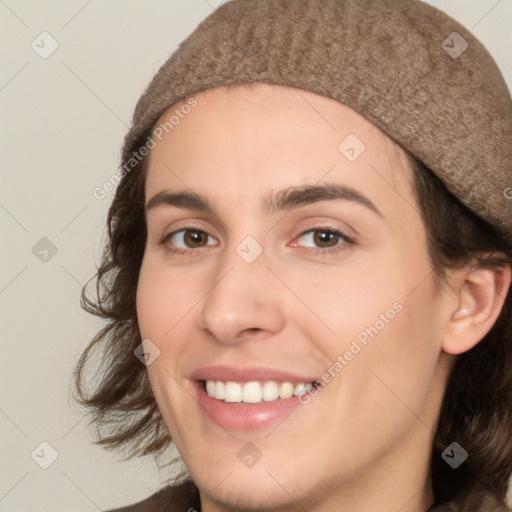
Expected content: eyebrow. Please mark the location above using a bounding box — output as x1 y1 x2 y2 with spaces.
145 183 382 217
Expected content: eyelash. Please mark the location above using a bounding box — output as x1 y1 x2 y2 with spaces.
159 224 355 257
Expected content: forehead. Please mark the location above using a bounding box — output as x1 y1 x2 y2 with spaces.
144 83 416 220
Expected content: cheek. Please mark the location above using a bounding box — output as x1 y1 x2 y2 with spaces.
135 259 198 439
296 242 440 416
288 256 406 358
333 297 440 460
136 255 196 342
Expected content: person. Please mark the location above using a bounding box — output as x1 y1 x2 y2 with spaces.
73 0 512 511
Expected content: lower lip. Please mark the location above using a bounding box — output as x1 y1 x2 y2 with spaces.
193 381 308 431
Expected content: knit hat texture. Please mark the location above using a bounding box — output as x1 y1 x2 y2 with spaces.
122 0 512 241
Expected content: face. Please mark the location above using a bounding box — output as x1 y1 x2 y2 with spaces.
136 84 452 511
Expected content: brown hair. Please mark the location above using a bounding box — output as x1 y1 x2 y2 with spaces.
73 134 512 509
409 158 512 510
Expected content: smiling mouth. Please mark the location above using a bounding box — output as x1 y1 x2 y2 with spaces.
202 379 318 404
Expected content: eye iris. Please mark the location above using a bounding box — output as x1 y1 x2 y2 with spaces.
185 230 206 247
314 230 338 247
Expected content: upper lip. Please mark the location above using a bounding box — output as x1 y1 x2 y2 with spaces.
190 365 318 383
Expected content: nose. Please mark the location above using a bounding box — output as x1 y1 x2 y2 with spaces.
198 246 286 345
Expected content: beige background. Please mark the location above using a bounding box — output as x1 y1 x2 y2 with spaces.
1 1 511 510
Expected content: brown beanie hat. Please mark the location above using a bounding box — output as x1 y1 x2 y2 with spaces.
121 0 512 242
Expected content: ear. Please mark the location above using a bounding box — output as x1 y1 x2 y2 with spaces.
441 259 511 355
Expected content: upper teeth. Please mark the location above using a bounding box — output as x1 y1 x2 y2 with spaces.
205 380 314 404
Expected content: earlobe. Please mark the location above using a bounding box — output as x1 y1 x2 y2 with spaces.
442 263 511 355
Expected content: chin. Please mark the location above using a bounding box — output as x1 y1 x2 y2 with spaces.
196 474 302 512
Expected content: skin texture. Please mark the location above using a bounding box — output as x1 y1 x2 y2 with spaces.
136 84 510 512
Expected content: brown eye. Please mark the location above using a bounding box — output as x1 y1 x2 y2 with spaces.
296 228 352 250
164 228 216 251
182 229 208 248
312 230 339 248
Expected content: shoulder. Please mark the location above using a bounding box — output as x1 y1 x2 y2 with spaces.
104 479 200 512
